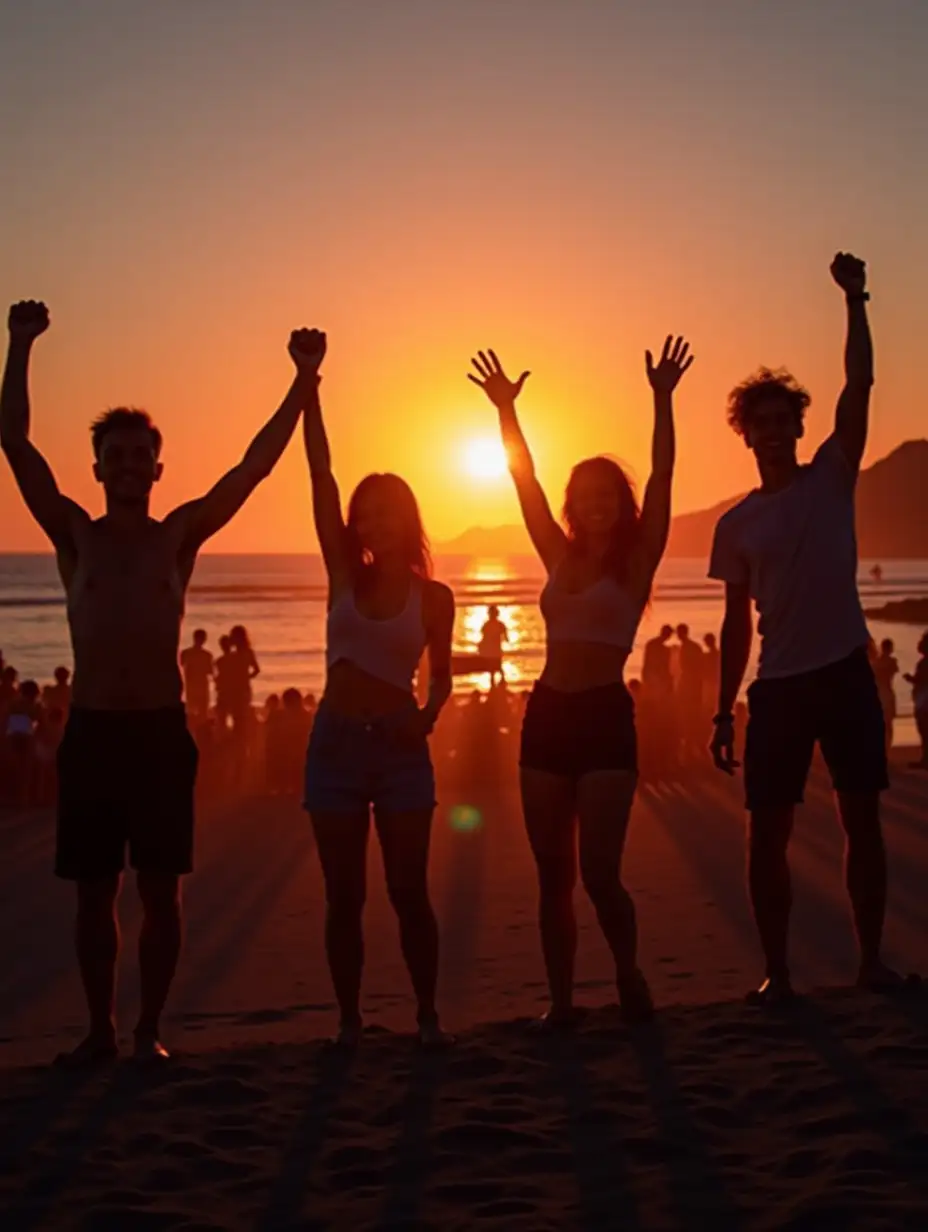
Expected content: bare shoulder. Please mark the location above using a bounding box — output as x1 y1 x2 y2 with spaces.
422 578 455 622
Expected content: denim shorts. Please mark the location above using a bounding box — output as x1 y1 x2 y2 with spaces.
303 701 436 814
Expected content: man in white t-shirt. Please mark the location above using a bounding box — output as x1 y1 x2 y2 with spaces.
708 253 903 1005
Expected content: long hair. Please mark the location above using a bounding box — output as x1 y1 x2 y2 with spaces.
345 472 432 581
562 456 642 584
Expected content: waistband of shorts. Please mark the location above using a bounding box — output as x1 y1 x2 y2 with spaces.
67 705 188 728
315 697 418 732
531 680 630 703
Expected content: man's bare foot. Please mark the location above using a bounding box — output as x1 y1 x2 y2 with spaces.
324 1019 362 1050
618 969 655 1025
857 961 920 992
132 1034 171 1063
746 974 796 1006
417 1015 455 1049
53 1033 119 1069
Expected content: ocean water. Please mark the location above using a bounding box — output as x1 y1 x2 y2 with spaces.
0 553 925 741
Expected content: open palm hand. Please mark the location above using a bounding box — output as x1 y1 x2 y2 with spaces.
468 350 530 408
646 335 693 394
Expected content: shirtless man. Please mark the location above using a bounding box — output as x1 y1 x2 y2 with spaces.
180 629 214 723
0 300 325 1063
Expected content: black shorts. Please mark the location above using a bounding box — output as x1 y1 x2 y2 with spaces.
744 647 888 811
55 707 199 881
520 681 637 781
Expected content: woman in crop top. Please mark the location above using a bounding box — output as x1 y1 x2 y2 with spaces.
299 334 455 1049
469 339 693 1026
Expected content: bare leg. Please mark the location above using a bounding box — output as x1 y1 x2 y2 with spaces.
58 875 121 1065
376 807 448 1040
311 811 369 1041
747 807 794 988
578 770 651 1020
134 871 183 1055
836 790 894 981
520 769 577 1022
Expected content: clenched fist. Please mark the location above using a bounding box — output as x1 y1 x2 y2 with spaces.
8 300 50 342
830 252 867 297
288 328 327 378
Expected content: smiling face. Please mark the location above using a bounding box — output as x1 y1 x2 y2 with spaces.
566 465 623 537
93 426 162 505
744 394 803 468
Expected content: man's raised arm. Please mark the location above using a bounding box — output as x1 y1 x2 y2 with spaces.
1 301 82 547
173 328 326 551
831 252 873 476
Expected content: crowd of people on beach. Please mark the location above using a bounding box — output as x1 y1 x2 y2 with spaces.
2 253 924 1066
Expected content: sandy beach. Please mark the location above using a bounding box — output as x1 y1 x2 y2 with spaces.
2 755 927 1230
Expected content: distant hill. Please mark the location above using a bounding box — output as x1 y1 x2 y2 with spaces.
438 440 928 560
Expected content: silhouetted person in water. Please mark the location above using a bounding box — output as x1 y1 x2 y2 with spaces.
471 338 693 1026
0 300 320 1064
302 333 454 1048
479 604 508 685
214 634 234 730
709 254 904 1003
903 631 928 770
180 629 214 723
676 623 705 762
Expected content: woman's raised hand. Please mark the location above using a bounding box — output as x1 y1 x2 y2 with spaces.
645 336 693 394
468 350 530 408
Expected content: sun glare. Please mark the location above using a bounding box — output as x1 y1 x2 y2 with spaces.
463 437 508 481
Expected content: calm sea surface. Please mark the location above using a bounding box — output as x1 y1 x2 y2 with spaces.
0 554 925 742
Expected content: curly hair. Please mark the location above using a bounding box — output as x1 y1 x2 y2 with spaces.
726 368 810 439
90 407 162 459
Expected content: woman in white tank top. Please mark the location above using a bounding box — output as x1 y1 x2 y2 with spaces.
297 333 455 1049
469 339 693 1027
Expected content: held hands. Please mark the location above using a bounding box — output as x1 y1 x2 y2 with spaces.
8 301 50 343
468 350 530 408
710 718 740 776
645 335 693 394
831 252 867 297
288 328 327 380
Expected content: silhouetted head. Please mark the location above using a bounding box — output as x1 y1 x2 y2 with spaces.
266 693 280 712
91 408 163 505
229 625 251 651
727 369 810 469
193 629 208 648
488 604 500 619
563 457 641 581
880 638 894 655
54 666 70 685
345 473 431 577
677 623 690 642
2 666 18 686
919 631 928 658
282 687 302 710
660 624 673 642
219 635 231 654
704 632 717 651
20 679 40 703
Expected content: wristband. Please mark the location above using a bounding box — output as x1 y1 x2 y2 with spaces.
846 292 870 303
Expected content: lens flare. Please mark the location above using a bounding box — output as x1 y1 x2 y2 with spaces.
448 803 483 833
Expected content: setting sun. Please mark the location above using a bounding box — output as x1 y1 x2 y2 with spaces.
463 437 508 482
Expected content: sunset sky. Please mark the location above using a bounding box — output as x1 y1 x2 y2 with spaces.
1 0 926 552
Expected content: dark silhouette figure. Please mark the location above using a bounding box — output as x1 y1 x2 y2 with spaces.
0 299 320 1063
302 337 455 1048
708 254 902 1003
873 638 899 754
478 604 508 685
180 629 214 722
903 631 928 769
470 338 693 1026
676 623 706 762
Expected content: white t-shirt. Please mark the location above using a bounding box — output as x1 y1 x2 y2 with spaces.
708 435 869 680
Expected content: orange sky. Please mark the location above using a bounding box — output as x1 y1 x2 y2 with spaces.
1 1 926 552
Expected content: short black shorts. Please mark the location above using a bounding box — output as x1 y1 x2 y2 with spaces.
55 707 199 881
520 681 637 781
744 647 888 811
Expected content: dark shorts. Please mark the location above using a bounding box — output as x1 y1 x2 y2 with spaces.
55 707 199 881
520 681 637 781
744 647 888 811
304 701 436 814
